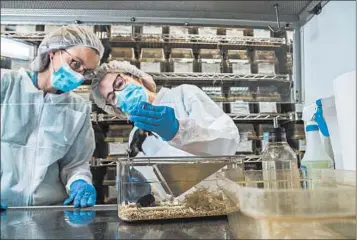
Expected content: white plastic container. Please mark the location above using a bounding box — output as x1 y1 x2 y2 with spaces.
300 122 334 169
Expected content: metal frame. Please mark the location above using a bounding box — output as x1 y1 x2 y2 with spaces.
1 8 297 28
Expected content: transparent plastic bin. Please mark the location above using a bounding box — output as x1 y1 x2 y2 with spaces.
170 48 195 73
254 50 278 75
111 47 135 61
217 168 356 239
228 87 253 102
141 25 163 42
227 50 251 74
117 156 243 222
139 48 166 73
199 49 222 73
110 25 133 40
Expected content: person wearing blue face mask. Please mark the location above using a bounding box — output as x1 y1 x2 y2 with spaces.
1 25 104 210
91 60 240 156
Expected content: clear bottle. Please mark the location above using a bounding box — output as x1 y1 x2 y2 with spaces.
261 118 298 188
300 121 334 169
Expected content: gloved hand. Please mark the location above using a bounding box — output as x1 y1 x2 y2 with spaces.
129 102 179 141
64 210 96 226
63 180 96 208
1 202 7 211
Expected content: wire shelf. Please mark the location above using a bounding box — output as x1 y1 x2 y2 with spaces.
110 34 286 47
228 113 291 121
93 112 291 123
1 31 286 47
150 72 290 82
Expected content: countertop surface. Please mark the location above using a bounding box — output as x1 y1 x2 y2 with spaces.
1 205 232 239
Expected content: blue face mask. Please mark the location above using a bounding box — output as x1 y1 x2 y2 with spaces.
115 84 148 114
50 53 85 92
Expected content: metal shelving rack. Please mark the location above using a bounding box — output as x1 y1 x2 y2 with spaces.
0 0 322 169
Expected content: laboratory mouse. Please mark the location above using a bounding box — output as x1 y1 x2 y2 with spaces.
136 193 155 208
127 128 155 158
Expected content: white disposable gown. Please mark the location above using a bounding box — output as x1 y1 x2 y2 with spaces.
128 85 240 200
1 68 94 206
129 84 240 157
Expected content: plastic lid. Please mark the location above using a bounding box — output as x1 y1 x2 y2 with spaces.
268 126 286 142
306 124 319 132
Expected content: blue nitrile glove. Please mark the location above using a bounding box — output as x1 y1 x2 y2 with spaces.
64 210 96 226
1 202 7 211
129 102 179 141
127 167 151 203
63 180 96 208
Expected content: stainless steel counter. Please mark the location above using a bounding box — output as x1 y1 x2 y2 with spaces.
1 205 232 239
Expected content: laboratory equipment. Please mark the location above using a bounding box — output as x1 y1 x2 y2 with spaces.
117 155 243 221
217 168 356 239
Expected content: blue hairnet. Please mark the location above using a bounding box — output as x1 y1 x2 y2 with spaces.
30 25 104 72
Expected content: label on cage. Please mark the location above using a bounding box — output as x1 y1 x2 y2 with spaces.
140 62 161 73
142 26 162 34
201 62 221 73
232 62 251 74
259 102 277 113
170 26 189 35
174 62 193 73
257 63 275 74
253 29 271 38
198 27 217 35
109 142 128 155
226 29 244 37
111 25 132 34
231 101 250 114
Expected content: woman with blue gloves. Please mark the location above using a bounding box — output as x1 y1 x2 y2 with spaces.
1 25 103 210
91 60 239 156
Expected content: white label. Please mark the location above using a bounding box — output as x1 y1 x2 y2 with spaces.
258 63 275 74
109 142 128 155
259 102 277 113
226 29 244 37
111 25 132 34
299 139 306 151
174 62 193 73
170 27 189 35
253 29 271 38
236 140 253 152
232 62 251 74
140 62 161 73
231 101 250 114
286 31 294 44
198 27 217 35
202 62 221 73
143 26 162 34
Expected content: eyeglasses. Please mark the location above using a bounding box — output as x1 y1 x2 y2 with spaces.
105 73 127 106
63 50 96 80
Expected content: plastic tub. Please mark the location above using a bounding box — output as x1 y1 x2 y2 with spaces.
217 168 356 239
117 156 243 222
